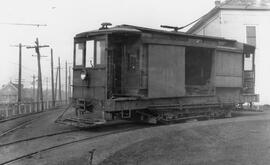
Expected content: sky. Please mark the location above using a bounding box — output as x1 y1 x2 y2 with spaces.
1 0 269 104
0 0 215 88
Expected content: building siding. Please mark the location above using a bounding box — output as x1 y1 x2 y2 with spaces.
189 8 270 103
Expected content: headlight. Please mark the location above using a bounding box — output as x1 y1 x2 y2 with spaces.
80 70 87 80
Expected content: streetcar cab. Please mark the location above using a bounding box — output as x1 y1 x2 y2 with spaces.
72 24 142 123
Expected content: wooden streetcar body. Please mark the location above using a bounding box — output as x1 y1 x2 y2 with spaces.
59 24 259 126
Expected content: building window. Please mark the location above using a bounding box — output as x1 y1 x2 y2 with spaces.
246 26 256 46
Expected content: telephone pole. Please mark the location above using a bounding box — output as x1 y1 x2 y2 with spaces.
65 61 68 103
27 38 49 111
37 78 40 106
46 77 48 101
18 44 22 103
32 75 36 101
55 67 59 101
10 44 28 103
58 57 62 102
68 66 71 100
51 49 55 107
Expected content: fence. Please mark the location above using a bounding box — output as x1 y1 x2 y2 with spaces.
0 100 68 119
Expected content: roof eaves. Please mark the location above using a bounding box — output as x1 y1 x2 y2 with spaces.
220 6 270 10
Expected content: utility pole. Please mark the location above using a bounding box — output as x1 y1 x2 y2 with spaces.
27 38 49 111
36 78 40 106
10 44 28 103
32 75 36 101
51 49 55 107
65 61 68 103
46 77 48 101
18 44 22 103
55 67 58 101
68 66 71 100
58 57 62 101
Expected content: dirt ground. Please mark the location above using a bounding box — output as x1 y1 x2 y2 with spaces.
10 110 270 165
0 108 73 144
100 118 270 165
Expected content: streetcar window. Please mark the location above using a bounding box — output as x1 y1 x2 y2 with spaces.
96 40 105 65
86 40 94 67
128 53 138 71
244 53 253 71
75 43 84 66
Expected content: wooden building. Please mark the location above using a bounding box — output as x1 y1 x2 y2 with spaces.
0 82 18 103
187 0 270 103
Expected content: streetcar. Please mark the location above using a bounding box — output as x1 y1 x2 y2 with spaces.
56 23 259 127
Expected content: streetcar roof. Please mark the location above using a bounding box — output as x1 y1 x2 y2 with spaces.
75 26 142 38
75 24 236 43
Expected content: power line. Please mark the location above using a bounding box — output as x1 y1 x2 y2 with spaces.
0 22 47 27
7 61 37 72
7 62 37 79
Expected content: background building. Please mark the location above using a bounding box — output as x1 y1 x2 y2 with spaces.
187 0 270 103
0 82 19 103
0 82 34 103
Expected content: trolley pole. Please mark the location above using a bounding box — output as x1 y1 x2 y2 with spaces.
51 49 55 107
27 38 49 111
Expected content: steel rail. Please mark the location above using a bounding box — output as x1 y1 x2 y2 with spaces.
0 107 66 138
0 129 80 148
0 125 149 165
0 112 42 124
0 117 42 137
0 106 65 124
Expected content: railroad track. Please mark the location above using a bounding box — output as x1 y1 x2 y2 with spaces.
0 129 80 148
0 107 68 138
0 123 149 165
0 106 65 124
0 116 42 138
0 112 42 124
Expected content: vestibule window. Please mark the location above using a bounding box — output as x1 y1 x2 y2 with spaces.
96 40 106 65
244 53 253 71
75 40 106 67
86 40 94 67
75 43 84 66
